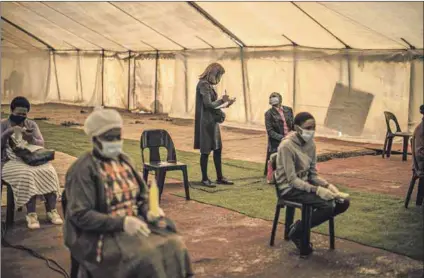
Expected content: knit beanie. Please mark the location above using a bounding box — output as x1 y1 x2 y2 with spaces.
84 107 123 137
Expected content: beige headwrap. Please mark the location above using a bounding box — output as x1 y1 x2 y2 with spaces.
84 107 123 137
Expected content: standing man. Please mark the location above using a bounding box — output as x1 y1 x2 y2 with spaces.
194 63 235 187
264 92 294 175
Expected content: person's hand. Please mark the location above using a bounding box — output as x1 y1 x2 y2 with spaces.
222 95 230 102
13 126 23 134
22 128 33 141
123 216 151 237
316 186 336 201
228 97 237 107
147 208 165 222
327 184 340 194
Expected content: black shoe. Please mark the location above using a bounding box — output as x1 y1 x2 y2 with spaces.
201 179 216 188
216 177 234 185
288 220 313 256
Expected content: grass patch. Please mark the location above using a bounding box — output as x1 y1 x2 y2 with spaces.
13 118 424 261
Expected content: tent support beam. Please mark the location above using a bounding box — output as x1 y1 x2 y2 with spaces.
101 49 105 106
401 38 416 50
127 51 132 110
154 51 159 114
187 2 245 47
240 48 249 123
407 60 416 132
282 34 298 46
292 48 297 113
184 52 189 114
52 51 61 100
1 17 55 50
290 2 351 49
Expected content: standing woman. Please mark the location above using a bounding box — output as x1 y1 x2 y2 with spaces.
194 63 235 187
264 92 294 175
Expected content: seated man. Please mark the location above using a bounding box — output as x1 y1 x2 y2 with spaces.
1 96 62 229
412 104 424 205
274 112 350 255
264 92 293 175
64 108 193 278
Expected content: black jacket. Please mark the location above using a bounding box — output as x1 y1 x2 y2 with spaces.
265 106 294 153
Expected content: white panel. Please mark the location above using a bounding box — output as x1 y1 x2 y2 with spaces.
103 55 129 109
197 2 344 48
133 57 156 112
112 2 237 49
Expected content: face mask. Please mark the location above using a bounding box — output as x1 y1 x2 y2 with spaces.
9 114 26 125
299 128 315 142
98 140 123 159
269 97 280 106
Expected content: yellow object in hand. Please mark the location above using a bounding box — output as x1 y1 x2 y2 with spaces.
149 180 160 217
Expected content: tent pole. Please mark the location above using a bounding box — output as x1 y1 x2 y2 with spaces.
52 51 61 101
292 47 297 113
184 51 189 114
101 49 105 107
240 47 249 123
407 58 416 132
154 50 159 114
347 50 352 94
127 51 131 110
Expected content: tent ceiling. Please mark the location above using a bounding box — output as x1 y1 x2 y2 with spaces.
1 1 423 51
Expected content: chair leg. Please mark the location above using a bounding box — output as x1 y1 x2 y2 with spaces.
264 150 270 176
300 205 312 257
6 185 15 227
284 206 295 240
405 175 417 208
143 167 149 183
416 178 423 206
270 205 281 246
329 217 335 250
386 138 393 158
181 167 191 201
382 137 388 158
402 137 408 161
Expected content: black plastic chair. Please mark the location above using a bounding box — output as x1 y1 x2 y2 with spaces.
405 137 424 208
140 129 190 201
382 111 412 161
1 179 15 228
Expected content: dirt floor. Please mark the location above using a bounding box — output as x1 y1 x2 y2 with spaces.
1 103 422 278
2 151 423 278
1 103 409 163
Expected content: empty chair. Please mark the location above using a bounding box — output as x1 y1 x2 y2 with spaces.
405 137 424 208
140 129 190 201
382 111 412 161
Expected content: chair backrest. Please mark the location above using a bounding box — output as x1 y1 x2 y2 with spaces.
140 129 177 164
411 136 419 173
269 153 281 198
384 111 402 134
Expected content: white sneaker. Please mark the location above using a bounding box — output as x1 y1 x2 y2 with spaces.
47 209 63 225
26 213 41 229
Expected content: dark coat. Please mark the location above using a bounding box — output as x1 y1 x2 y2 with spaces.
63 151 192 278
413 119 424 173
265 106 294 153
194 79 225 154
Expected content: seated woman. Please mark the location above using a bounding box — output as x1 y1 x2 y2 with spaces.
64 108 193 278
264 92 293 175
412 104 424 205
1 96 62 229
274 112 350 255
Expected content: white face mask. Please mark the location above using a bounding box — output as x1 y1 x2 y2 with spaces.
98 140 123 158
269 97 280 106
299 128 315 142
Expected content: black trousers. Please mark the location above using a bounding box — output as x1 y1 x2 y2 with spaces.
281 188 350 236
200 149 223 181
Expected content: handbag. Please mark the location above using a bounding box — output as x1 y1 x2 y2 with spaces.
9 136 55 166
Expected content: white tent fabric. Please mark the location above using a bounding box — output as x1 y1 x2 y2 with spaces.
1 1 423 143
